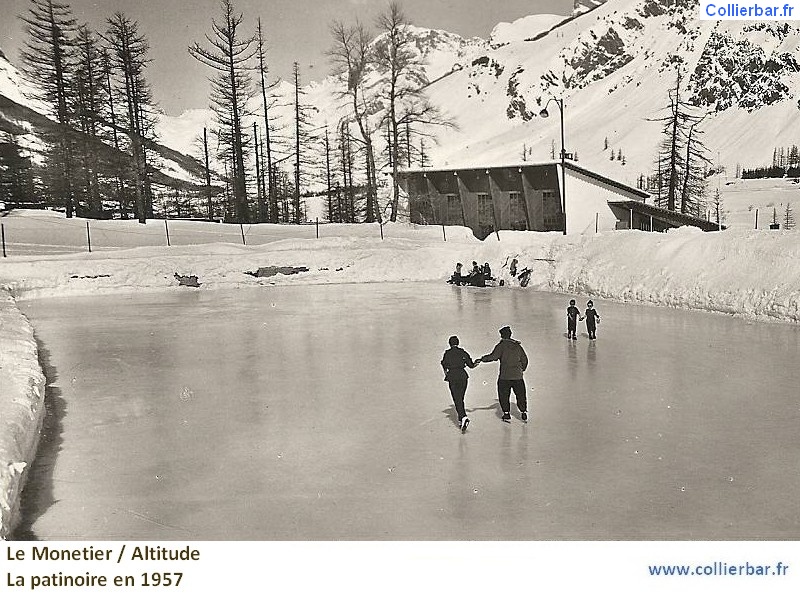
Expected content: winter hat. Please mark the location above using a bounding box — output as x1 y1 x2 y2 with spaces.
499 326 512 338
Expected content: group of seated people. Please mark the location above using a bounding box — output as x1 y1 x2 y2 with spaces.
447 261 494 287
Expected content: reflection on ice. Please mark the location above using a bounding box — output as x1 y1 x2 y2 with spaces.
14 282 800 540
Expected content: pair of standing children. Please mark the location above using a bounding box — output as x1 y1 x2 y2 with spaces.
567 299 600 340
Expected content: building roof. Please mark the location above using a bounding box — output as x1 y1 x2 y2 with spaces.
396 160 649 201
608 199 725 232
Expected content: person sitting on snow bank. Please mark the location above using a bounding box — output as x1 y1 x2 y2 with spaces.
447 262 465 285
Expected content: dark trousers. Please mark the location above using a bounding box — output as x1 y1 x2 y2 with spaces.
568 320 577 338
498 379 527 414
448 378 468 420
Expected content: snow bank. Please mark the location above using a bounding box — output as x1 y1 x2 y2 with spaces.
1 219 799 537
489 14 566 45
0 291 45 539
541 228 800 321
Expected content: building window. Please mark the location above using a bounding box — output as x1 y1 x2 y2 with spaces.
477 193 493 225
446 194 461 225
509 191 527 230
542 189 561 230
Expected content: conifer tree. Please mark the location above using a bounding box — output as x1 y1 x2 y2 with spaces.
711 188 724 228
419 138 430 168
190 0 256 222
255 17 280 222
650 71 709 213
0 139 36 206
106 11 158 223
789 145 799 168
784 202 795 230
290 62 319 224
19 0 77 216
328 20 380 222
74 24 105 217
373 1 450 221
679 119 711 216
338 119 356 222
100 48 130 218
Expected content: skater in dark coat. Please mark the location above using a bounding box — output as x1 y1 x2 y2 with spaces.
441 335 478 432
584 300 600 339
478 326 529 422
566 299 583 340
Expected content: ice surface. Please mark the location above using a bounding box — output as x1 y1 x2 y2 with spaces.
13 283 800 540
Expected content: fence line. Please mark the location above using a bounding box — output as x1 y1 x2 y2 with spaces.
0 217 445 257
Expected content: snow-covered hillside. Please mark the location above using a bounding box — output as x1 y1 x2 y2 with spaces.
5 0 800 212
408 0 800 188
156 0 800 200
0 46 47 115
0 45 214 193
490 15 572 46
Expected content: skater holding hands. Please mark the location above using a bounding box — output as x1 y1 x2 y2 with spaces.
567 299 583 340
585 300 600 339
441 336 479 432
478 326 529 422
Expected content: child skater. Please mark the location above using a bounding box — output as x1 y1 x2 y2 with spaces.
585 300 600 340
567 299 583 340
441 335 479 432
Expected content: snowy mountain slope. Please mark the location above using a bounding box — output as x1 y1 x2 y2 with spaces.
0 46 48 116
490 14 571 46
0 45 216 193
396 0 800 191
26 0 797 210
575 0 610 13
253 0 800 197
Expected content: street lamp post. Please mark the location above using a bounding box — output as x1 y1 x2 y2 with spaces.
540 98 568 235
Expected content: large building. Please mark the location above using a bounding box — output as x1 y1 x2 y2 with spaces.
397 161 721 239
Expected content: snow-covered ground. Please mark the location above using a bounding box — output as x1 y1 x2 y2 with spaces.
0 294 45 538
1 210 799 538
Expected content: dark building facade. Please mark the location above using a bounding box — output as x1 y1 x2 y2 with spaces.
398 161 721 238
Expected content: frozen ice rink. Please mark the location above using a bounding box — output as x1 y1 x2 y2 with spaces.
13 283 800 540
